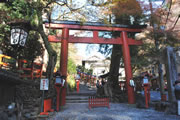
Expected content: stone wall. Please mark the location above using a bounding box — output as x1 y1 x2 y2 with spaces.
0 82 15 106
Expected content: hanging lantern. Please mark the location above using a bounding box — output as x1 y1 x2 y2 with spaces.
55 76 62 85
10 28 28 47
10 21 30 47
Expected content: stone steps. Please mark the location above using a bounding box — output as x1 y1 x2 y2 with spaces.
66 96 89 100
67 92 96 96
66 82 96 103
66 99 89 103
66 92 96 103
66 94 90 103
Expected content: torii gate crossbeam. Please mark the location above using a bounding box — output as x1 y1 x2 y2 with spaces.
45 20 146 105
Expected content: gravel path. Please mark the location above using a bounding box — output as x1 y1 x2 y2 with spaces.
47 102 180 120
46 82 180 120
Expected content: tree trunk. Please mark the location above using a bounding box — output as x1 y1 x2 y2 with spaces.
37 25 57 80
104 45 122 98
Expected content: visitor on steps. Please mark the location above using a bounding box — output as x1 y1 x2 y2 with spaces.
96 80 101 88
101 79 105 87
75 74 80 81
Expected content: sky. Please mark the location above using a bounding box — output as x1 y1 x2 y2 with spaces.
69 30 107 59
75 43 89 58
75 43 106 60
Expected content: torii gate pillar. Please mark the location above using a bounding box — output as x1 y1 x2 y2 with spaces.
60 28 69 105
122 31 135 104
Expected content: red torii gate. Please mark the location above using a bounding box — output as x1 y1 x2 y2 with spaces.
45 20 146 104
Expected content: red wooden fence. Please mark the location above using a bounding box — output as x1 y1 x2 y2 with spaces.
18 59 43 80
88 96 110 109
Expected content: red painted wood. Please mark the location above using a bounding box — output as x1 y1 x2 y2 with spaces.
88 97 110 109
55 85 61 111
18 59 43 80
76 80 80 93
45 23 142 32
161 94 167 101
60 28 69 77
48 22 144 105
128 38 142 45
93 31 98 43
143 83 150 108
48 35 142 45
61 87 66 106
43 98 54 112
122 31 135 104
59 28 69 105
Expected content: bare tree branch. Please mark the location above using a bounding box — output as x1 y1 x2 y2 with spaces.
89 0 112 7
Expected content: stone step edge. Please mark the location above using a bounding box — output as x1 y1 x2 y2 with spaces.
66 101 89 103
67 93 96 96
66 98 89 100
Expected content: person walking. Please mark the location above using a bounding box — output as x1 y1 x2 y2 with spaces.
96 80 101 88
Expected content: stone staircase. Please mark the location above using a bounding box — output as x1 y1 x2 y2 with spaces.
66 82 96 103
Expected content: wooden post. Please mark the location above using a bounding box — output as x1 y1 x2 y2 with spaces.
60 28 69 105
121 31 135 104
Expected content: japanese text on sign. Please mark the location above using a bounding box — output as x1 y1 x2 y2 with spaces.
40 79 49 90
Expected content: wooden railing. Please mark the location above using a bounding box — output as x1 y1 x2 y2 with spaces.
18 59 43 80
88 96 110 109
0 54 16 69
0 54 43 80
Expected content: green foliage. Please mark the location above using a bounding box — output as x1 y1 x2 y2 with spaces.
97 0 152 74
51 43 77 74
67 74 76 91
21 31 44 60
0 24 10 43
0 30 44 61
49 29 57 35
130 45 152 73
0 0 44 61
12 0 39 26
76 65 93 74
68 58 76 74
0 0 60 80
30 10 39 27
50 42 61 68
1 0 31 21
51 43 77 91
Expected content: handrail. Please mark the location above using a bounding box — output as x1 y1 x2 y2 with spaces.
0 54 14 68
18 59 43 80
0 54 43 80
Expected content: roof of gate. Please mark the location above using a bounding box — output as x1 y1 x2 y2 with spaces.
44 19 147 30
